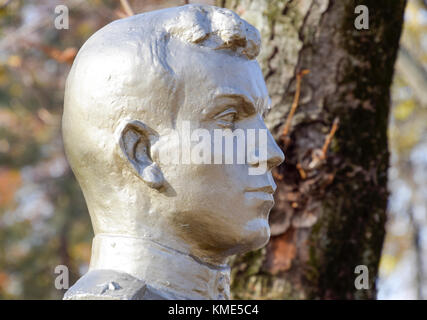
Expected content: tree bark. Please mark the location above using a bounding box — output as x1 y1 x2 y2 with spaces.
218 0 406 299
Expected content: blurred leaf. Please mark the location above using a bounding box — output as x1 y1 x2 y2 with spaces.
393 99 416 120
0 168 21 206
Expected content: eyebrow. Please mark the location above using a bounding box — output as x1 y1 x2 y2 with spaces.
210 93 270 116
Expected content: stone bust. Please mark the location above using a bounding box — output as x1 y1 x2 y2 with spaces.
62 4 284 300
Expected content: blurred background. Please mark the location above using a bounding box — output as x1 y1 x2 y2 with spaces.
0 0 425 299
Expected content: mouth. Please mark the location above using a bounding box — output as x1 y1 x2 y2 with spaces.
244 185 276 194
244 185 275 216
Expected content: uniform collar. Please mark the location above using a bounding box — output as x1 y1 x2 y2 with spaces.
89 233 230 300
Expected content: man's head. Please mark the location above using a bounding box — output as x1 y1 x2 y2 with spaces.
62 4 284 263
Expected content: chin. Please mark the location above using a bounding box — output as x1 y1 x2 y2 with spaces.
240 218 271 252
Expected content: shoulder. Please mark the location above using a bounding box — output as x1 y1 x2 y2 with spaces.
63 269 150 300
64 269 186 300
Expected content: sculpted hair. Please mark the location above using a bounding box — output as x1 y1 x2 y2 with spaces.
163 4 261 60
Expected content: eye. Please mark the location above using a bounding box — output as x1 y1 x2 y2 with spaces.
214 108 237 128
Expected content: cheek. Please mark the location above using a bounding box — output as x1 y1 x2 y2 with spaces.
153 133 253 214
166 164 249 218
184 164 248 196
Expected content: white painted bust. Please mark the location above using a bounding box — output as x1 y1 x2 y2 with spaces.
62 4 284 300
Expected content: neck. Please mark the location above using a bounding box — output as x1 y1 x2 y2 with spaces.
89 233 230 300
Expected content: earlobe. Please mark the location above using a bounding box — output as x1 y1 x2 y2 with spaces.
119 121 165 190
139 162 164 190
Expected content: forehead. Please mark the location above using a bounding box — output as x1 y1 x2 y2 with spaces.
174 47 270 114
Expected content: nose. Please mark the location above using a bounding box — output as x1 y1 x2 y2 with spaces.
247 115 285 171
266 129 285 170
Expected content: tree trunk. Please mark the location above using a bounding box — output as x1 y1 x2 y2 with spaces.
218 0 406 299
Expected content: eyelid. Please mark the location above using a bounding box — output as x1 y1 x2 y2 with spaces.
213 107 238 120
213 107 237 128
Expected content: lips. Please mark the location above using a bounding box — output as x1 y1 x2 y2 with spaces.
244 185 275 211
244 185 276 194
244 189 275 218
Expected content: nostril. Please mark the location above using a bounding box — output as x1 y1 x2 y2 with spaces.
248 149 284 169
268 154 284 170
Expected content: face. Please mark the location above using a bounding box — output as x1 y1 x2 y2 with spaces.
147 45 284 263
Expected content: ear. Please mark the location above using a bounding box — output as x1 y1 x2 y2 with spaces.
119 120 165 190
